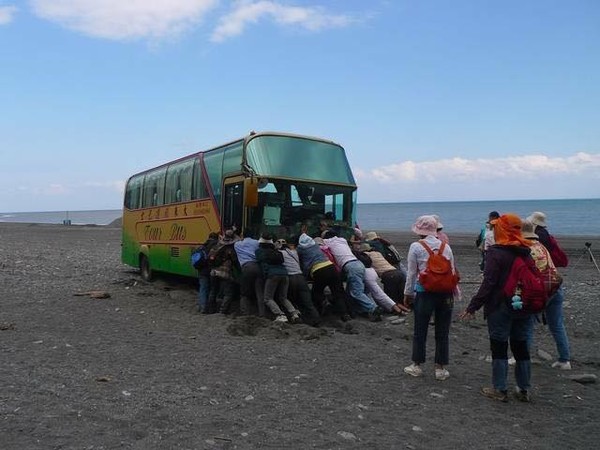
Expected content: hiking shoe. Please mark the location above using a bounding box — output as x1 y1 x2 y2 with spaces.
508 357 516 366
368 306 383 322
551 361 572 370
514 387 531 403
290 312 302 324
435 368 450 381
404 363 423 377
274 315 288 323
480 387 509 402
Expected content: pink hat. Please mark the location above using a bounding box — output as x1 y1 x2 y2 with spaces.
411 215 438 237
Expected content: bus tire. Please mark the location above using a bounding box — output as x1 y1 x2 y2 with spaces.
140 254 153 281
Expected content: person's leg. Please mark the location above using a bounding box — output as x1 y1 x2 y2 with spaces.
364 267 396 312
219 279 236 314
289 274 320 326
198 275 210 313
511 316 533 393
320 265 350 317
274 276 298 316
206 275 220 314
545 288 571 362
487 305 511 392
344 261 377 314
381 270 406 303
411 292 434 364
248 262 266 317
433 294 453 366
263 277 284 316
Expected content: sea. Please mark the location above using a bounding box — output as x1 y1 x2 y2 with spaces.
1 198 598 236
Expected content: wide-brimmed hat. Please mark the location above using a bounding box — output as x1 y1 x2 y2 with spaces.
527 211 547 228
490 213 531 247
359 243 372 252
221 229 236 243
365 231 378 241
521 220 539 239
411 215 438 237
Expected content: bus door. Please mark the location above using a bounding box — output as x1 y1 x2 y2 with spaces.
222 177 244 232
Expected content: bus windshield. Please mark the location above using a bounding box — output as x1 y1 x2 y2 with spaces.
245 179 356 239
245 135 356 185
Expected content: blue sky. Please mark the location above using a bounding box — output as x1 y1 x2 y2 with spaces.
1 0 599 212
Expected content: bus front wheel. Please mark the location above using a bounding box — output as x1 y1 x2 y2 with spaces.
140 255 153 281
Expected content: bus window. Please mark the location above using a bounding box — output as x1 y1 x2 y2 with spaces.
124 175 143 209
165 159 195 204
142 168 166 208
222 141 243 176
223 182 243 230
203 149 225 209
191 158 208 199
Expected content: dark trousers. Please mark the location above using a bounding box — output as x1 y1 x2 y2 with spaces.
288 274 321 326
208 276 237 314
311 264 350 316
381 269 406 303
411 291 453 365
239 261 265 316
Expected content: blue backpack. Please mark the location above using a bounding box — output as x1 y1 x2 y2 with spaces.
191 246 207 270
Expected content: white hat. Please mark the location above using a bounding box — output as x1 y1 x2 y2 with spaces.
527 212 547 228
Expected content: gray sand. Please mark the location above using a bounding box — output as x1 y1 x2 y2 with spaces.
1 223 599 449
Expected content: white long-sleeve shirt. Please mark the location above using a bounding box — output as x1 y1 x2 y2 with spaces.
404 235 457 296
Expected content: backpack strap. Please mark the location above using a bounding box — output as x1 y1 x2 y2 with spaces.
419 240 445 256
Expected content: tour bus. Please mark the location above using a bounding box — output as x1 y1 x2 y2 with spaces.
121 131 357 280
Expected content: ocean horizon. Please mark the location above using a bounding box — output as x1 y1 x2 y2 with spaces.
1 198 599 236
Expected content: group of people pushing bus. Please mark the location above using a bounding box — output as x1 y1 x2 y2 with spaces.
194 225 409 327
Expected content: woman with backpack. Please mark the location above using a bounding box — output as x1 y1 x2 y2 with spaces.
459 213 535 402
403 215 458 381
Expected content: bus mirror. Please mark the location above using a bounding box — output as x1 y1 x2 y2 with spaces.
244 178 259 207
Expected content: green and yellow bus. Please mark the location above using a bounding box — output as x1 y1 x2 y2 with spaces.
122 131 357 280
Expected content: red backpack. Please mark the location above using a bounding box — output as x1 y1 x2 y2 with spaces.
418 241 459 294
503 255 549 314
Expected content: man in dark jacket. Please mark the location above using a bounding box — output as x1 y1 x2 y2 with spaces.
196 232 219 313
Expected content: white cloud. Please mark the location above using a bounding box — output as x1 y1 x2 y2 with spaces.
355 152 600 203
29 0 218 40
0 5 17 24
211 0 354 43
84 180 125 193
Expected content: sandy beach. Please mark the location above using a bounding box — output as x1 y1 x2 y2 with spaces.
1 222 599 449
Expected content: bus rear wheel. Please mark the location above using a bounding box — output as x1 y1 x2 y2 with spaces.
140 255 153 281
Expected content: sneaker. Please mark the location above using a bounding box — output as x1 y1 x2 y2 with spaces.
274 315 288 323
404 363 423 377
480 387 509 403
551 361 572 370
514 387 531 403
435 368 450 381
508 357 516 366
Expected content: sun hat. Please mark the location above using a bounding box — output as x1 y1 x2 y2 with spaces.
359 243 372 252
490 213 531 247
521 220 539 240
365 231 378 241
221 229 236 243
411 215 438 237
527 211 547 228
433 214 444 230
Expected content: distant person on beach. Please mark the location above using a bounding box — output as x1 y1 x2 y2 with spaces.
363 243 408 307
403 215 457 381
196 232 219 314
525 212 571 370
322 229 383 321
234 229 265 317
296 232 352 322
256 234 300 323
477 211 500 271
460 213 534 402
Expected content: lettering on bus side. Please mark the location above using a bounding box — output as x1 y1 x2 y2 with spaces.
144 225 162 241
169 223 187 241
